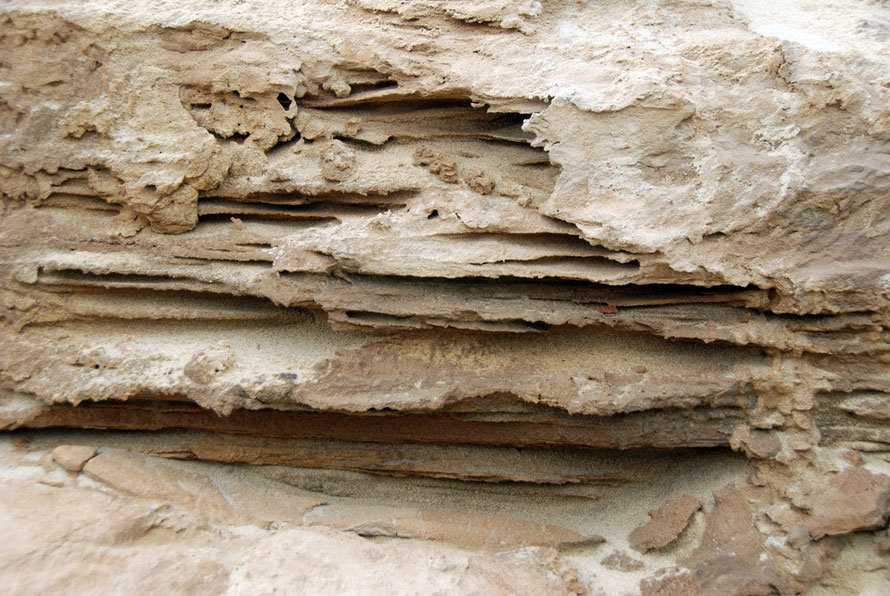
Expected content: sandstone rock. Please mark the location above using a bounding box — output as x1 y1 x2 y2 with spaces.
0 450 580 595
464 167 495 195
601 550 645 572
320 140 356 182
303 503 604 552
629 493 701 553
686 485 789 595
82 449 326 527
227 526 581 596
639 567 703 596
51 444 97 471
804 468 890 540
182 342 235 384
1 0 889 592
427 153 459 183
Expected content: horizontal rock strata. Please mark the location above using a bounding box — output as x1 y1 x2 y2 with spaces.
1 0 889 594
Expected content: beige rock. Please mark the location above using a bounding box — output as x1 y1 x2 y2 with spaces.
320 140 356 182
0 452 580 595
464 167 495 194
51 444 97 471
0 0 889 592
629 493 701 553
82 449 325 526
182 342 235 385
228 526 581 596
804 468 890 539
640 567 703 596
304 503 603 552
412 146 436 167
427 153 459 183
601 550 645 572
685 485 790 595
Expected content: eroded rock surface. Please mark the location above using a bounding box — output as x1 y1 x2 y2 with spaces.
1 0 889 593
629 493 701 553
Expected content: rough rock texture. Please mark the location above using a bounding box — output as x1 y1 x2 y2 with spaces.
629 493 702 553
1 0 889 594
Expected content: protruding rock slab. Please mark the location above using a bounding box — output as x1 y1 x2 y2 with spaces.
804 468 890 539
685 485 787 595
629 493 701 553
1 0 890 592
51 444 97 472
304 503 604 552
82 449 326 526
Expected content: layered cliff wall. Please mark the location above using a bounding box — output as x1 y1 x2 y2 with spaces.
1 1 889 594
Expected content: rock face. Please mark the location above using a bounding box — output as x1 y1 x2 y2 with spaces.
1 0 889 593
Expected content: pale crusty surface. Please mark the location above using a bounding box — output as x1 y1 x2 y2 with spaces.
1 0 889 594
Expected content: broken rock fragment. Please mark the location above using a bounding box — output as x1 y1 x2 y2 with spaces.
464 167 495 194
51 444 97 472
428 154 459 183
320 140 356 182
803 467 890 539
629 493 701 553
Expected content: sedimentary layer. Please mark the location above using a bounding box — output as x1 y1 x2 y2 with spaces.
1 1 889 594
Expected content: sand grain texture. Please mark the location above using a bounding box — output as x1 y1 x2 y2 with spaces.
1 0 889 593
